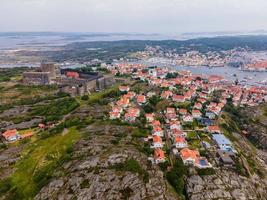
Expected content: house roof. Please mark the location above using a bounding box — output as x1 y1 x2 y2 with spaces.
154 149 165 159
208 125 220 132
180 148 199 160
172 129 184 135
153 135 162 143
137 95 146 103
173 95 185 101
179 109 187 114
212 134 232 146
153 126 163 132
192 110 201 114
166 107 175 113
175 137 186 143
2 129 18 139
119 85 130 91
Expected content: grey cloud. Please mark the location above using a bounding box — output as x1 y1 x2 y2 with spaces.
0 0 266 33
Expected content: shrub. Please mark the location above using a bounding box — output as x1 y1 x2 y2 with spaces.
80 180 90 189
81 95 89 101
166 159 188 196
132 129 148 138
0 178 12 195
196 168 215 176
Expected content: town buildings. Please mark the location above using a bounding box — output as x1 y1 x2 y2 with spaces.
108 62 266 170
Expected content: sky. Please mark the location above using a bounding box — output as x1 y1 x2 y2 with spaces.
0 0 267 34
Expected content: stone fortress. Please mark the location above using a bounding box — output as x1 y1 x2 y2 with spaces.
23 61 57 85
23 62 115 96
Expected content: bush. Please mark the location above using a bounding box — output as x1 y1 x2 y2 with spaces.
138 143 153 156
143 103 154 113
81 95 89 101
196 168 215 176
132 129 148 138
0 178 12 195
166 159 188 196
80 180 90 189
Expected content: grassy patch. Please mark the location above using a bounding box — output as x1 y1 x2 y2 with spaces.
187 131 197 139
0 67 29 82
4 127 81 199
188 139 201 149
132 129 149 138
31 97 80 122
80 179 91 189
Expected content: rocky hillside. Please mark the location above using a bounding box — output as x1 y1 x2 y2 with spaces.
185 103 267 200
242 103 267 151
186 169 267 200
34 122 178 200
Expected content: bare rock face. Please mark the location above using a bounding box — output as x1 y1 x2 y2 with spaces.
186 170 267 200
34 124 178 200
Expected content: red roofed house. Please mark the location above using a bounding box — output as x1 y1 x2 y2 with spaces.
151 120 161 127
207 125 221 133
154 149 165 164
2 129 20 142
180 148 200 165
166 107 175 114
209 106 221 115
127 108 140 117
170 129 187 138
192 110 202 118
124 113 136 122
198 98 206 104
165 107 177 120
151 136 163 148
116 97 130 108
152 126 164 137
169 120 181 130
179 109 187 115
136 95 146 105
194 102 202 110
161 90 173 99
110 111 121 119
174 137 187 149
112 106 123 113
126 91 136 99
184 91 193 100
172 95 185 102
119 85 130 92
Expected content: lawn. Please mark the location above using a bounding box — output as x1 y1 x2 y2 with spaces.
187 131 197 139
8 127 81 199
188 139 202 149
